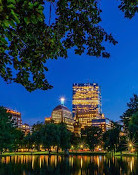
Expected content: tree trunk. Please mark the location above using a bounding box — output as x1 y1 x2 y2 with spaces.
64 149 69 156
48 148 51 155
57 147 59 153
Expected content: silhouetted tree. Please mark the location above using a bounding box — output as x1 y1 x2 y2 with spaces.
103 127 120 153
121 94 138 137
41 123 60 154
0 106 16 153
58 123 71 152
82 126 102 151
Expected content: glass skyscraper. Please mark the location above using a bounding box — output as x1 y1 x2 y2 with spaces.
72 83 105 129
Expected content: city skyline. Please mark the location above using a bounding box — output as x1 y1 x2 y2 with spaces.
0 0 138 125
1 79 137 126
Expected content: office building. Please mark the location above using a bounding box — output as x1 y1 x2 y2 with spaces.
92 118 106 132
106 119 114 131
45 117 53 124
72 83 105 129
22 123 31 135
6 108 22 128
51 104 74 132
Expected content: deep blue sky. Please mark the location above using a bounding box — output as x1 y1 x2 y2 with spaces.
0 0 138 125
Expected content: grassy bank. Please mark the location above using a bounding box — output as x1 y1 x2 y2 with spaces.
0 151 137 157
114 152 138 157
0 151 64 156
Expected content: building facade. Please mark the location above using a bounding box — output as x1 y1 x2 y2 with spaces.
92 118 106 132
6 108 22 128
51 105 74 132
72 83 105 129
106 119 114 131
45 117 53 124
22 123 31 135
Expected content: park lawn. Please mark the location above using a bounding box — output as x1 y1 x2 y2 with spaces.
0 151 137 157
0 151 65 156
114 152 137 157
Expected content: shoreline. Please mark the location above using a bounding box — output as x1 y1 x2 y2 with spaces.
0 151 137 157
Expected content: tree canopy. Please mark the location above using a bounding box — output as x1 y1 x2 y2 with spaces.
82 126 102 151
119 0 138 19
121 94 138 134
129 112 138 141
1 0 137 91
0 106 24 153
103 127 120 152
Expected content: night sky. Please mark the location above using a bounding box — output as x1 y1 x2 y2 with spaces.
0 0 138 125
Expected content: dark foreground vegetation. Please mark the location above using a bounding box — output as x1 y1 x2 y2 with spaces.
0 0 137 91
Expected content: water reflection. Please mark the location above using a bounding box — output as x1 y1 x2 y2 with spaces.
0 155 137 175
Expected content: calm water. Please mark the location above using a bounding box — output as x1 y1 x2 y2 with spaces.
0 155 137 175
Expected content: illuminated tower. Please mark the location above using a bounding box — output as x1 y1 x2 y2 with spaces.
51 97 74 132
72 83 103 129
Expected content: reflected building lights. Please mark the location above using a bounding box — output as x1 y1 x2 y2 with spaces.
81 157 83 169
32 156 34 169
0 155 137 175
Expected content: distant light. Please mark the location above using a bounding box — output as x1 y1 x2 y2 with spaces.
60 97 65 105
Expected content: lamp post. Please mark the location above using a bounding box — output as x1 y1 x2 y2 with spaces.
129 142 133 152
80 144 83 150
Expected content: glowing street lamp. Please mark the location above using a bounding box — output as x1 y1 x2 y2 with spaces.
128 142 133 152
60 97 65 105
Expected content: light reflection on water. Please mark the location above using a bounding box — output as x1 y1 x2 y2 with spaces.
0 155 137 175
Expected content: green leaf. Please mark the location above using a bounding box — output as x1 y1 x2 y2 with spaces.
9 19 16 28
34 2 39 7
11 10 20 24
3 20 9 27
24 17 29 25
29 2 33 9
1 37 8 44
37 5 44 10
7 4 15 9
8 0 16 4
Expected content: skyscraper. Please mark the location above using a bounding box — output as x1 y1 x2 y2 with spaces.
72 83 104 129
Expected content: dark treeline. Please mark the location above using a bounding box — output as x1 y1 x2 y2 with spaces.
0 94 137 154
0 107 71 154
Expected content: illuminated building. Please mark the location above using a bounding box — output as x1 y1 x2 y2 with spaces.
51 104 74 132
106 119 114 131
6 108 22 128
92 119 106 132
72 83 105 129
22 123 31 135
45 117 53 124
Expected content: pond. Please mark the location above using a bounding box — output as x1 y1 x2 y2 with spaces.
0 155 137 175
